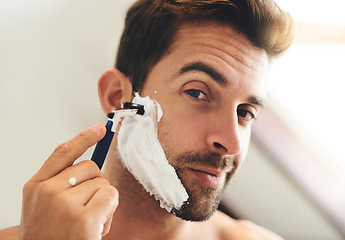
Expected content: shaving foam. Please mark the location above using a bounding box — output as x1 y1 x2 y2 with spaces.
117 93 189 212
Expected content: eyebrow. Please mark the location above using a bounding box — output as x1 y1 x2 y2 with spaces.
179 62 227 86
248 96 266 110
179 61 266 110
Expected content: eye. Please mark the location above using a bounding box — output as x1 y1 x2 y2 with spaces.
184 89 209 102
237 109 255 122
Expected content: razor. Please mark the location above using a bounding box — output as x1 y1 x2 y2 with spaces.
91 102 145 169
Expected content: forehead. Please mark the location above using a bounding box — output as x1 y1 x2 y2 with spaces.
166 22 269 82
143 22 269 106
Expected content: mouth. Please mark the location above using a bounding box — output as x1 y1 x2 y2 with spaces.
188 167 226 186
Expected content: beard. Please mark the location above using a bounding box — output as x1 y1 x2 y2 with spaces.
168 152 237 222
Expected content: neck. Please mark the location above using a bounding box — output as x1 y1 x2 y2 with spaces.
102 144 193 240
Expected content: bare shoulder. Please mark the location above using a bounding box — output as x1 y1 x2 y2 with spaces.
211 211 284 240
0 226 20 240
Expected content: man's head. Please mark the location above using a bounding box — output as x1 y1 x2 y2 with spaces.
136 23 271 221
98 0 294 222
116 0 294 93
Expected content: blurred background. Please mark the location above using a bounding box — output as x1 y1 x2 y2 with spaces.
1 0 344 239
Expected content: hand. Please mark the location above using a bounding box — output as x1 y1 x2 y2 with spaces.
20 125 119 240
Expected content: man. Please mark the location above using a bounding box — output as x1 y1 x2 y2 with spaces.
0 0 294 239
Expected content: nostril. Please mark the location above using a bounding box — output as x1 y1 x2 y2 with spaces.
213 142 224 149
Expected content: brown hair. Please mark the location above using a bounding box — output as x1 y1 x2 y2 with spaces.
115 0 295 92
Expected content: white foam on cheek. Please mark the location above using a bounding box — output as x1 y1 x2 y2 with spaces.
117 93 189 212
156 104 163 122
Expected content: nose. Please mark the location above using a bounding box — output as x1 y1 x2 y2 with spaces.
206 111 242 156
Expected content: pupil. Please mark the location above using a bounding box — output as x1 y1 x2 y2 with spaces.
188 89 200 98
238 109 247 118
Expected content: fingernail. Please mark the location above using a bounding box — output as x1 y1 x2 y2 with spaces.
99 223 104 234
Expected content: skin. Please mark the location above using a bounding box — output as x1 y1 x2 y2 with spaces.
0 23 284 240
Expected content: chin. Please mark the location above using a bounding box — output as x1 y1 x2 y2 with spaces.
171 197 220 222
170 175 229 222
169 166 235 222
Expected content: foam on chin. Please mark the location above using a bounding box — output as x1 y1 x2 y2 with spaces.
117 93 189 212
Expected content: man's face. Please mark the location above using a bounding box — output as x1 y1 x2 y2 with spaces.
139 23 268 221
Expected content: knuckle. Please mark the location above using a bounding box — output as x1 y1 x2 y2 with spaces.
22 180 35 198
80 160 99 172
78 130 92 142
78 160 104 178
54 141 74 154
36 181 56 198
78 130 89 138
103 185 119 200
102 177 111 186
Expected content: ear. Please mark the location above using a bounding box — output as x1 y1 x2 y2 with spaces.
98 68 133 114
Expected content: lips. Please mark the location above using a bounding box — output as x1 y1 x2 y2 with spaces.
189 167 226 186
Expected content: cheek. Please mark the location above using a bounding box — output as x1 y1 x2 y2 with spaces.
156 118 183 156
157 112 205 156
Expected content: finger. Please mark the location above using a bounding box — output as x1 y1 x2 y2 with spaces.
64 177 111 206
102 215 113 236
85 185 119 224
48 160 103 189
33 124 106 182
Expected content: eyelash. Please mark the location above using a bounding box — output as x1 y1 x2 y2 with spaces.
237 109 256 122
184 89 210 102
184 88 256 122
